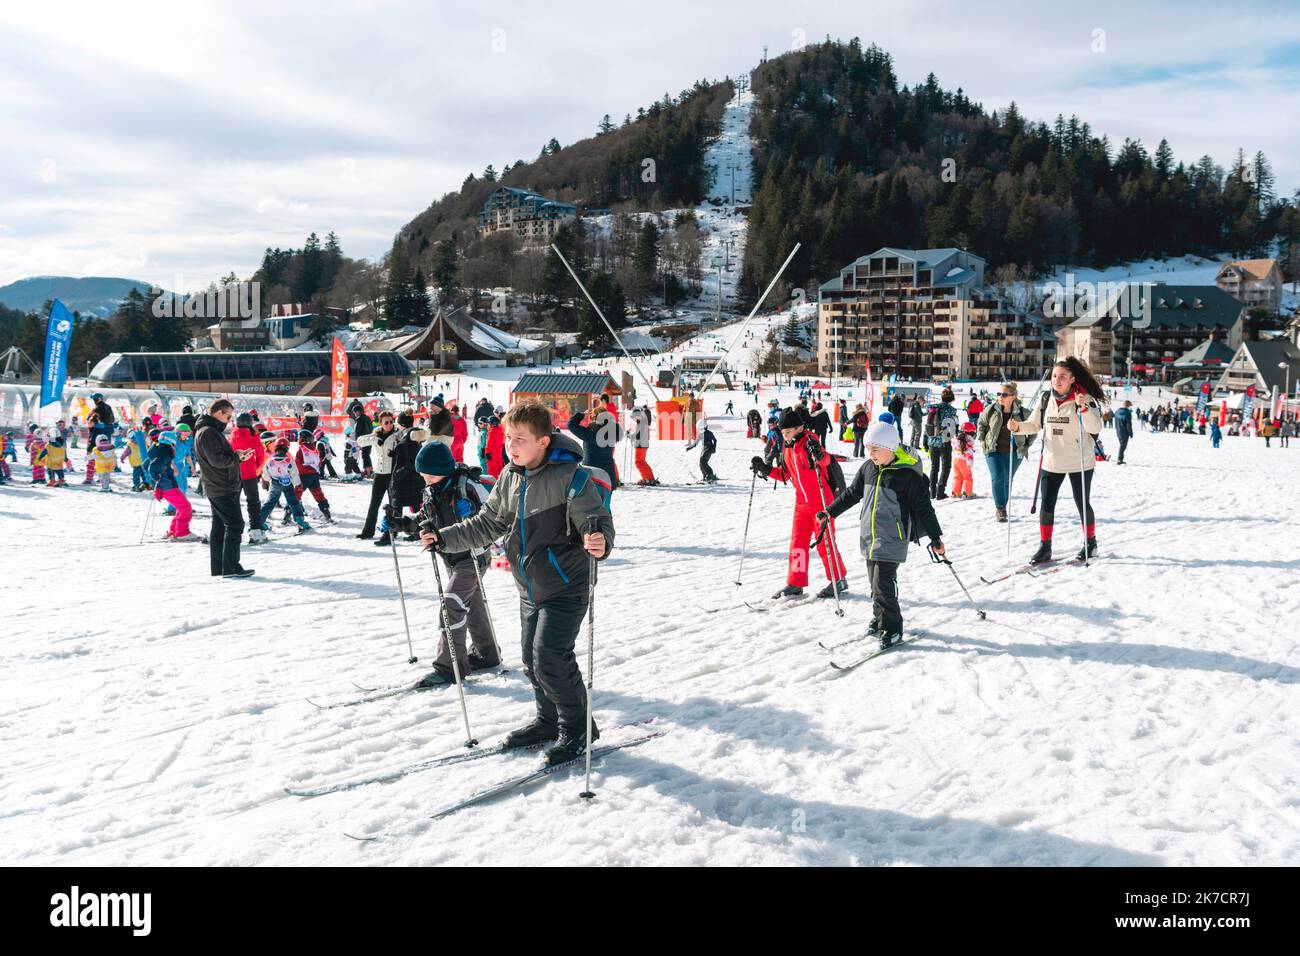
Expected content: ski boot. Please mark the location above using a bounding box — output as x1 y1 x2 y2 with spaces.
995 506 1007 523
319 501 333 524
415 667 457 688
771 584 804 600
1076 538 1098 562
544 722 601 766
879 630 904 651
502 720 559 750
373 530 391 546
1029 540 1052 565
467 649 502 672
281 510 294 526
817 579 848 599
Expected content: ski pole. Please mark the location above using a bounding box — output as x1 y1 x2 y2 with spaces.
810 448 845 618
1006 439 1014 556
425 529 477 748
580 519 599 800
1078 407 1091 568
470 547 501 662
1028 441 1045 514
735 470 757 585
139 494 157 544
383 486 419 665
928 544 987 619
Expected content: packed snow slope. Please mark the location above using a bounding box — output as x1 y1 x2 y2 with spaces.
2 364 1297 865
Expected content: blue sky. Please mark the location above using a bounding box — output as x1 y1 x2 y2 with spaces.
1 0 1297 291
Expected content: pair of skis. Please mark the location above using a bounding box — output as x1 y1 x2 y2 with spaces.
304 669 512 711
978 555 1093 585
282 719 666 832
820 631 923 671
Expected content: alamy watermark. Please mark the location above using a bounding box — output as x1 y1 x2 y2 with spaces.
151 280 261 321
49 885 151 936
1041 276 1154 328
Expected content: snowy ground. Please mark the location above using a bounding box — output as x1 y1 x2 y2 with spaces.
2 360 1297 865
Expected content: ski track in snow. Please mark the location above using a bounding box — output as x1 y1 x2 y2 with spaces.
3 356 1298 864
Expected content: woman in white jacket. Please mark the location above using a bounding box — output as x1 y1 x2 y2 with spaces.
1008 357 1105 564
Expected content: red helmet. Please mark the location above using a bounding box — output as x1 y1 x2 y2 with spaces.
961 422 976 434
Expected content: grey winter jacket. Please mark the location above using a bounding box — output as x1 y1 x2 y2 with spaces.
825 444 941 564
438 433 615 605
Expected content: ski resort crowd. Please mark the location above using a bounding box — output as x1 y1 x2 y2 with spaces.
8 352 1286 776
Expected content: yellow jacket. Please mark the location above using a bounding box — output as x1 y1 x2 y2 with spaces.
93 447 116 474
39 444 67 469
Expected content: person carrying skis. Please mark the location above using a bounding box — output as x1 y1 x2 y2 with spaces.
1007 356 1105 564
686 418 717 483
817 420 943 649
630 404 659 485
389 440 500 686
749 408 848 600
421 400 614 766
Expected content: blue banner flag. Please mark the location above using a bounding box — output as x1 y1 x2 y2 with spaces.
41 299 75 407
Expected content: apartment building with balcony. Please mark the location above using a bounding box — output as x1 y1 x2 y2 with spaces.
817 246 1050 382
477 186 577 244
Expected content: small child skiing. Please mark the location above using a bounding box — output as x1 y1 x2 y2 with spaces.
390 441 500 687
951 422 976 498
4 431 18 462
92 435 117 491
293 429 333 523
120 426 148 491
259 440 312 532
147 431 202 541
39 432 68 486
1210 419 1222 448
818 421 944 649
28 429 48 484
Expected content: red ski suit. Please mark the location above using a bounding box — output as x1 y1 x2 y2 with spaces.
768 431 847 587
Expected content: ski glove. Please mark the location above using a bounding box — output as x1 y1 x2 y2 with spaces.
418 518 446 552
750 456 771 478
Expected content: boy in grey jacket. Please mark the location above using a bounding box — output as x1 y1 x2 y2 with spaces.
818 421 943 649
423 400 615 766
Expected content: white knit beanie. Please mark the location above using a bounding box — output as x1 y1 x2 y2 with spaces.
863 421 899 450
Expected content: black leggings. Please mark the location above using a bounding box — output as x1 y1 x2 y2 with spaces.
1038 469 1095 539
240 476 264 531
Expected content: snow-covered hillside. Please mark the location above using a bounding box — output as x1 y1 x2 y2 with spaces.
2 340 1297 865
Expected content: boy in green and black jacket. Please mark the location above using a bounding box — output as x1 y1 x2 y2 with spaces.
818 421 943 649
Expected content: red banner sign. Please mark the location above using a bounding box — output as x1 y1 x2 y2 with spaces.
330 337 349 415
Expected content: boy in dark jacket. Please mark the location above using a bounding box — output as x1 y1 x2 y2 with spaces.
391 441 500 686
422 400 614 766
818 421 944 649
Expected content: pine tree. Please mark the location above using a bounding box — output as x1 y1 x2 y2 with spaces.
432 235 459 302
598 114 615 135
294 232 324 303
